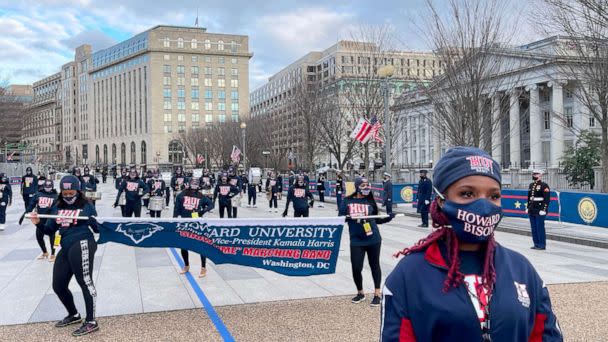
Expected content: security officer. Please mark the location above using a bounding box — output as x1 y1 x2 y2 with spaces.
382 172 393 215
527 170 550 250
416 169 433 227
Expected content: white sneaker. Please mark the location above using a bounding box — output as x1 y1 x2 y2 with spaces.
253 205 257 208
0 224 5 231
268 209 272 212
246 204 251 208
274 209 279 213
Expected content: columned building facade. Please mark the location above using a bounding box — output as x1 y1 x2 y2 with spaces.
393 36 601 170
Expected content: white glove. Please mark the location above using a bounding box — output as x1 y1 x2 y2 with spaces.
539 210 547 216
525 208 528 213
424 200 430 205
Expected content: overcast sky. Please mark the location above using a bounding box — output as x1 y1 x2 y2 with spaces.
0 0 539 89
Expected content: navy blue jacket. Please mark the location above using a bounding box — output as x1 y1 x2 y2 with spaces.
338 196 392 246
381 241 563 342
115 176 126 190
81 174 99 192
265 178 281 196
417 177 433 213
147 179 166 197
228 175 241 190
115 178 148 204
0 181 12 204
45 201 98 249
171 174 188 191
383 180 393 205
21 175 38 195
27 191 58 215
213 182 240 205
174 190 214 218
285 185 313 211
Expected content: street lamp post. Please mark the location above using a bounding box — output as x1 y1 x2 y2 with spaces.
378 65 395 174
204 138 209 169
240 122 247 170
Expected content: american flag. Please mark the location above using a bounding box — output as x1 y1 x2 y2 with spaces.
370 116 384 144
196 154 205 164
349 118 373 144
231 145 241 163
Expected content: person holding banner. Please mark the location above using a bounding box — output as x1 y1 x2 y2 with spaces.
265 172 280 213
147 171 166 218
29 175 100 336
26 179 58 261
339 177 394 306
175 177 214 277
381 147 562 341
0 173 12 231
113 169 148 218
21 167 38 210
115 168 128 217
283 175 314 218
213 173 240 218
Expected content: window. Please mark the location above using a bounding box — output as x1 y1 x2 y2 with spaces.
204 39 211 49
164 100 172 110
218 90 226 99
164 54 170 60
205 102 213 111
177 100 185 110
590 115 596 127
204 78 212 86
177 77 185 85
164 113 172 122
191 66 199 75
191 39 197 49
218 40 224 50
177 65 185 74
218 67 225 75
205 89 213 99
543 111 551 130
177 88 185 98
204 67 212 75
191 78 199 86
163 76 171 85
565 89 573 98
205 114 213 122
177 55 184 61
163 88 171 98
232 114 239 122
218 57 225 64
230 79 238 87
204 56 211 63
231 57 237 64
218 114 226 122
231 103 239 111
191 56 198 62
218 103 226 111
163 37 170 47
231 68 238 76
230 41 237 52
191 87 199 99
565 107 573 128
163 64 171 73
231 90 238 99
192 113 200 122
191 102 199 110
178 113 186 122
164 125 172 133
218 79 225 87
177 38 184 48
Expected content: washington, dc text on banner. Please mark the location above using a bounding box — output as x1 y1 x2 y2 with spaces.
95 217 345 276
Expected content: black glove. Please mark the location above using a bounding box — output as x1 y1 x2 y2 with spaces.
113 202 118 208
282 209 288 217
18 212 25 225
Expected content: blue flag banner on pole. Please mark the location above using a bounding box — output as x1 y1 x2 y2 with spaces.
96 217 345 276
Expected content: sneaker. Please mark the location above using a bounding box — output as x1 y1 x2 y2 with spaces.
0 224 5 231
180 266 190 274
72 321 99 336
274 209 279 213
55 314 82 327
246 204 251 208
370 295 382 307
37 253 49 260
417 224 428 228
49 255 56 262
199 267 207 278
268 209 272 212
351 293 366 304
253 205 257 208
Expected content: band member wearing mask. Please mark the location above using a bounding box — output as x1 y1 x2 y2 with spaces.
316 174 326 208
21 167 38 210
417 169 433 228
247 174 257 208
27 179 58 261
113 169 147 217
213 173 239 218
240 172 249 195
175 178 214 277
115 168 128 217
171 166 187 203
200 171 215 206
228 168 242 218
101 169 107 183
148 170 166 218
382 172 393 215
81 167 99 206
30 175 100 336
283 175 314 217
527 170 551 250
0 173 12 231
381 147 562 341
276 173 284 200
335 172 345 211
37 172 47 192
339 177 394 306
142 170 153 208
265 172 280 213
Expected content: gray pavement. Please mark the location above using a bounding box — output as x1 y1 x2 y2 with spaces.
1 182 608 326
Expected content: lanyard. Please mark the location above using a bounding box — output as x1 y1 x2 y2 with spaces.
464 281 493 341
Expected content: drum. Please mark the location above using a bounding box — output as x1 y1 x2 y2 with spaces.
201 189 213 196
86 191 102 200
142 193 150 200
118 192 126 206
231 195 241 207
149 197 165 211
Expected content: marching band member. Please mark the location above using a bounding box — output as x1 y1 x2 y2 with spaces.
174 178 214 277
21 166 38 210
213 173 240 218
247 174 257 208
228 167 242 218
0 173 12 231
37 172 47 192
81 167 99 206
170 166 187 203
115 168 127 217
113 169 147 217
142 169 153 208
317 174 326 208
27 179 58 261
265 172 280 213
147 170 166 218
283 175 314 217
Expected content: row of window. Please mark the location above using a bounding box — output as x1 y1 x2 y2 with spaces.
163 65 239 76
162 76 239 87
162 114 240 133
91 55 149 80
162 38 239 53
163 100 239 111
162 88 239 100
164 54 239 64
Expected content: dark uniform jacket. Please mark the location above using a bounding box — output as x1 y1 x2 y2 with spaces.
417 177 433 213
173 190 214 218
527 180 550 215
383 180 393 205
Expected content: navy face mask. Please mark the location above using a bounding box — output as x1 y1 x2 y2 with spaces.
441 198 503 243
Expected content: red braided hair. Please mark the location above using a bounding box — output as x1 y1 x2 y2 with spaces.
394 199 497 293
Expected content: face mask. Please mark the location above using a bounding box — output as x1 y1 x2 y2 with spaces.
533 176 539 181
63 194 78 204
130 173 137 178
441 198 503 243
44 186 53 192
297 181 304 186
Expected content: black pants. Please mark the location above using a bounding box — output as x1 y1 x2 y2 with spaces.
384 201 393 215
0 202 6 224
124 200 142 217
181 249 206 267
150 210 161 218
119 205 126 217
420 210 429 226
219 202 233 218
232 205 238 218
269 196 277 208
248 187 257 205
165 188 171 206
143 198 150 207
350 243 382 291
294 208 309 217
35 223 55 255
53 238 97 322
23 194 34 210
318 190 325 202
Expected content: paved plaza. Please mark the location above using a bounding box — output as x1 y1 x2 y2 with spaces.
1 182 608 339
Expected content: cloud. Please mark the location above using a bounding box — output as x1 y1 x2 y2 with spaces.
61 29 116 51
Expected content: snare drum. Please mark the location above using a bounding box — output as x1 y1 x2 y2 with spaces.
118 193 126 206
149 197 165 211
231 195 241 207
142 193 150 200
86 191 102 200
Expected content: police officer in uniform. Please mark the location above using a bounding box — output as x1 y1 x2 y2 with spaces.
382 172 393 215
417 169 432 227
527 170 550 250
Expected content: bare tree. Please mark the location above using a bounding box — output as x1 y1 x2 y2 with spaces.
536 0 608 192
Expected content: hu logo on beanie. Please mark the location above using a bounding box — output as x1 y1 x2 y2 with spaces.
466 156 494 174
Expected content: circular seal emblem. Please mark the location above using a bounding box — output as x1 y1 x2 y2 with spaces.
400 186 414 203
578 197 597 224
